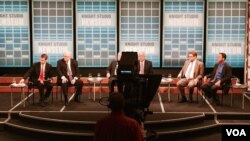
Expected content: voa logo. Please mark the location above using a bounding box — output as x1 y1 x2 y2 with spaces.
226 129 246 136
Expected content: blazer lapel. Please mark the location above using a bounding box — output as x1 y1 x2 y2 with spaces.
64 60 68 71
144 61 147 72
183 61 190 75
194 61 199 78
37 62 41 76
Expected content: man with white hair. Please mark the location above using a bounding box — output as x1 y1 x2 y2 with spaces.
57 52 83 106
138 52 153 74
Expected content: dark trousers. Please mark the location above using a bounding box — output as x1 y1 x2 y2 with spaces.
201 81 221 102
109 76 123 94
60 79 83 97
32 80 53 102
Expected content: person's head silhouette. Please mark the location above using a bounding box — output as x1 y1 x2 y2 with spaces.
108 93 125 113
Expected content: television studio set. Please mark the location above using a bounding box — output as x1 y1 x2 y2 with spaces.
0 0 250 141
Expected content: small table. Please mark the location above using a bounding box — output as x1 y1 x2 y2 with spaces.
87 77 103 101
160 77 173 102
231 84 248 108
10 83 27 107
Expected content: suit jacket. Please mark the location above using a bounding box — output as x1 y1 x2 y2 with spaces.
138 60 154 74
23 62 53 82
179 60 204 80
107 60 118 77
206 62 232 85
57 58 80 82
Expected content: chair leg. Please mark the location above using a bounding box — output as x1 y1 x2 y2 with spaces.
177 93 180 101
56 86 58 100
61 86 63 102
51 88 53 103
33 87 35 105
221 92 223 105
26 89 30 103
196 87 199 103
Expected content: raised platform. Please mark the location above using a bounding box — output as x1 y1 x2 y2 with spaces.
0 77 250 141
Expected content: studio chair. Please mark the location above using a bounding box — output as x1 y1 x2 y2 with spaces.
218 76 237 105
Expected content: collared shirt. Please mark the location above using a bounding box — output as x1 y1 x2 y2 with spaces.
185 60 196 79
67 60 72 76
139 61 145 74
114 62 118 76
216 63 225 80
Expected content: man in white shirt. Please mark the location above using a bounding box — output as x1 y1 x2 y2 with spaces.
57 52 83 106
177 51 204 103
138 52 153 75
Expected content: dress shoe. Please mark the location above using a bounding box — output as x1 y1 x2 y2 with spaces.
74 95 79 102
215 100 220 106
74 95 82 103
44 98 49 103
65 101 69 106
178 98 187 103
64 96 69 106
211 99 220 105
204 92 212 98
189 95 193 103
40 102 46 107
75 99 81 103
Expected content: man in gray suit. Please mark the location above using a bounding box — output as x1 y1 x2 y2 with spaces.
177 51 204 103
106 52 123 94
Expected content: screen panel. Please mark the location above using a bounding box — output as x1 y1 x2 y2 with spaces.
119 0 161 67
76 0 117 67
162 0 204 68
206 0 246 68
32 0 73 67
0 0 30 67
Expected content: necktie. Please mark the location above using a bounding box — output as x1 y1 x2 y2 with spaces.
140 61 144 74
67 61 73 81
186 62 194 79
39 64 44 81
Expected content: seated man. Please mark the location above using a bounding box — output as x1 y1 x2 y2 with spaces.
177 51 204 103
19 53 53 107
56 52 83 106
94 93 144 141
201 53 232 105
138 52 153 74
106 52 123 94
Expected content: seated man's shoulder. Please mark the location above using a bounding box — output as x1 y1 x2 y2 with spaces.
197 60 204 64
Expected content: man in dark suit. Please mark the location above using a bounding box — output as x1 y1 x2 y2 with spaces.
177 51 204 103
201 53 232 105
106 52 123 94
19 53 53 107
138 52 153 74
57 52 83 106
